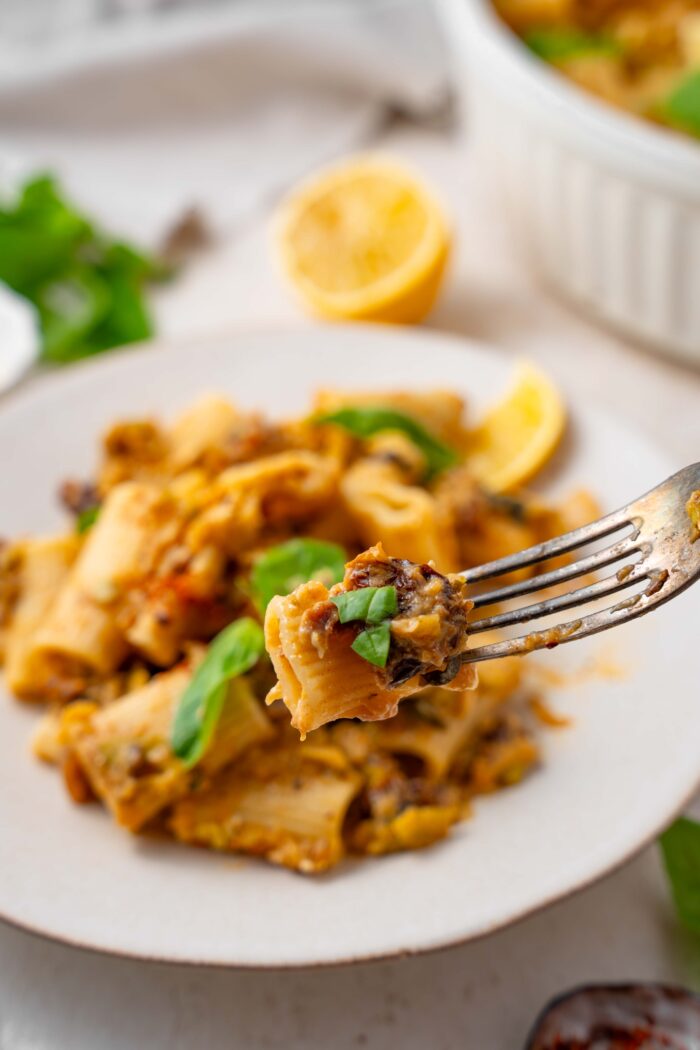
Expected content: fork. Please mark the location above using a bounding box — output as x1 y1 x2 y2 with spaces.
461 463 700 663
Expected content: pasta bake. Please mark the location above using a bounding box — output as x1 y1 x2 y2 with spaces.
0 383 599 873
495 0 700 141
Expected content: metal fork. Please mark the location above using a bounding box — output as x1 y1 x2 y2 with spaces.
461 463 700 664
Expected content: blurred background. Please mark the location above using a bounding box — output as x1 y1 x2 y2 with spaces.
1 0 698 452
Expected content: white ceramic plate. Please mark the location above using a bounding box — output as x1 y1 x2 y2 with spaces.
0 327 697 968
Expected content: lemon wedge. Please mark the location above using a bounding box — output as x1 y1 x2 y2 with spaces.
275 156 450 324
465 363 566 493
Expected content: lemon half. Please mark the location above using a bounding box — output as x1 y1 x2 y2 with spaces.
276 156 450 324
465 363 566 493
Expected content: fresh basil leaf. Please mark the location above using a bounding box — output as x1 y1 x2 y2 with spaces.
314 406 458 478
524 27 621 63
83 272 154 355
331 585 398 625
251 538 347 613
352 622 392 668
659 71 700 138
0 173 166 363
76 505 100 535
171 617 265 767
36 268 111 362
0 180 90 291
659 817 700 934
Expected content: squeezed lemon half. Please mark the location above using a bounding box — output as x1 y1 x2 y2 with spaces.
275 156 450 324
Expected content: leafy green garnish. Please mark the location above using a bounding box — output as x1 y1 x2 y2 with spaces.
331 585 398 625
351 622 392 668
0 174 169 363
314 406 458 479
658 71 700 139
659 817 700 934
76 505 100 534
171 618 265 767
332 585 398 669
251 538 347 613
523 27 621 63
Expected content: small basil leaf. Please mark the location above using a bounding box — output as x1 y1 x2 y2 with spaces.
76 505 100 535
659 817 700 934
0 173 167 363
524 27 621 63
171 617 265 767
351 623 392 668
331 585 398 625
659 71 700 138
314 406 458 479
36 267 111 362
251 538 347 613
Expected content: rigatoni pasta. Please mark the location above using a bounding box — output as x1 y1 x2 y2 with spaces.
1 380 593 874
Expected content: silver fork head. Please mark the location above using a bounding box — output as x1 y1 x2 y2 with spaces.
462 463 700 664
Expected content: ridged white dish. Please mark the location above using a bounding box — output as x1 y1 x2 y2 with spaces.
0 327 697 968
440 0 700 366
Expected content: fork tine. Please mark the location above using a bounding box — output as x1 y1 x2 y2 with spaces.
462 565 683 664
470 534 641 609
468 564 650 634
463 506 631 585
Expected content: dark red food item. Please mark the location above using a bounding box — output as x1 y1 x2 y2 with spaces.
524 984 700 1049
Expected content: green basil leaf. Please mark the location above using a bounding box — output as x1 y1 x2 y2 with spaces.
0 178 91 291
0 173 166 363
331 585 398 625
76 505 100 535
36 268 111 362
659 817 700 934
523 27 621 63
351 623 392 668
82 272 154 355
659 71 700 138
251 538 347 613
171 617 265 767
314 406 459 479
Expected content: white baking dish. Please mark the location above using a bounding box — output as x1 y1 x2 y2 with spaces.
439 0 700 366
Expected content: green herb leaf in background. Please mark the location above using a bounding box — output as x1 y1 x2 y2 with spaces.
352 622 392 668
331 585 398 625
658 71 700 139
659 817 700 934
76 505 100 535
523 27 621 63
171 618 265 767
251 538 347 613
0 174 169 363
314 406 458 479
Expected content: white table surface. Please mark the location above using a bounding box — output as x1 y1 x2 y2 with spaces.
2 119 699 1049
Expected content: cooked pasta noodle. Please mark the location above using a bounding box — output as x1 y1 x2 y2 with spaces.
0 383 594 873
4 535 79 698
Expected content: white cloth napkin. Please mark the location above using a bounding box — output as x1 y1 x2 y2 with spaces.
0 0 448 245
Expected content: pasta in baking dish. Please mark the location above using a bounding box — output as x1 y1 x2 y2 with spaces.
0 384 599 873
494 0 700 142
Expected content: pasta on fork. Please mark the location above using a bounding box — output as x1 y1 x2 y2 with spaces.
0 380 597 873
265 543 476 737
